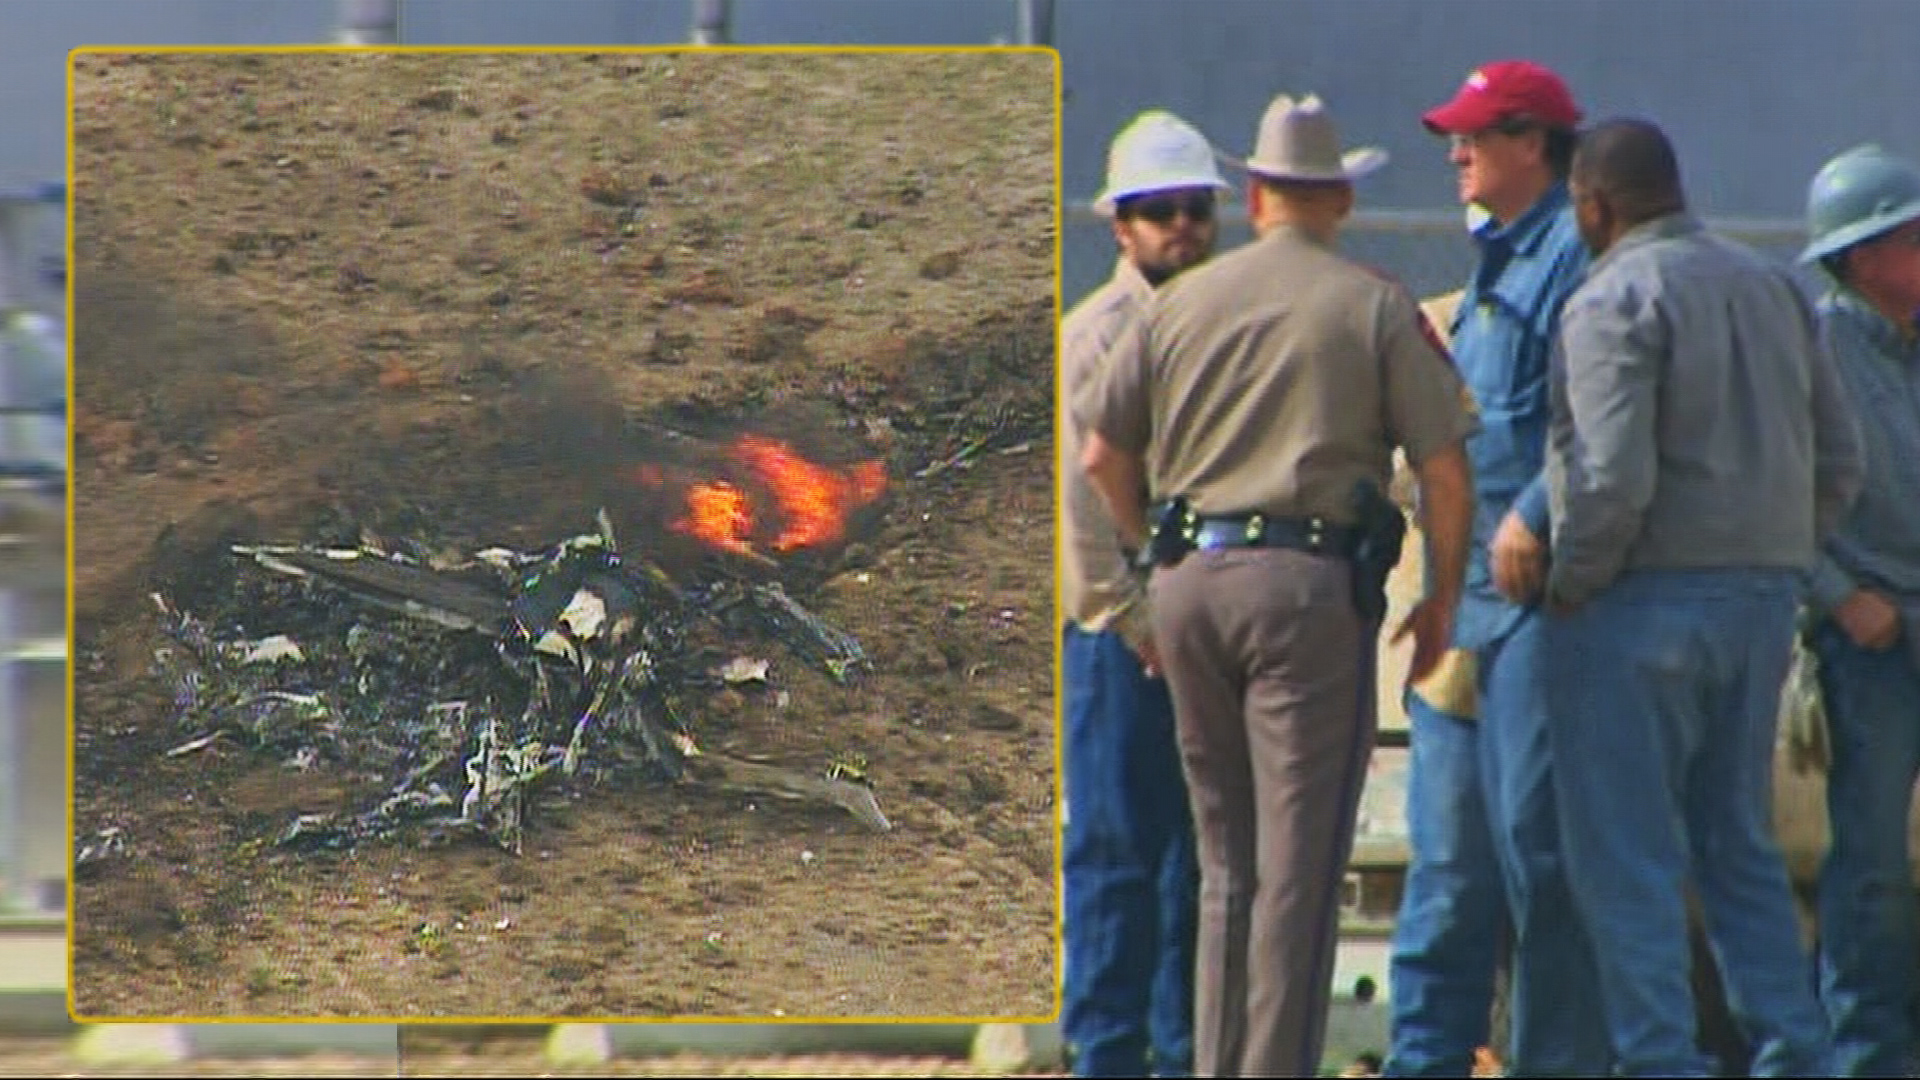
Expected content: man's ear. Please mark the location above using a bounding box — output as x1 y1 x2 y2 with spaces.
1246 179 1265 220
1526 127 1550 169
1591 190 1619 244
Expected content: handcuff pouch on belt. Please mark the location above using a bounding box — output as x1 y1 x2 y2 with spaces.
1349 479 1407 625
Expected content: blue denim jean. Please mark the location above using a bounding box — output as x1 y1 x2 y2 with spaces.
1385 693 1504 1078
1062 622 1198 1078
1546 568 1832 1077
1386 610 1609 1077
1812 619 1920 1077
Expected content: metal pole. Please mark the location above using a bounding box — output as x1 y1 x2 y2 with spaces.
1016 0 1054 47
0 589 16 909
691 0 731 45
334 0 400 46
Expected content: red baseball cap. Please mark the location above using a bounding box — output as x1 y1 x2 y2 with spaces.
1422 60 1582 134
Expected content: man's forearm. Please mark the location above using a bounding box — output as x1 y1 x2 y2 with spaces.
1414 443 1473 607
1808 333 1865 544
1082 430 1150 552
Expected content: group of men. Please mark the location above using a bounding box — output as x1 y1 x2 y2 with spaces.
1060 57 1920 1079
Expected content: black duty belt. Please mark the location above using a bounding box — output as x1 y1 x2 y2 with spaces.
1189 512 1361 557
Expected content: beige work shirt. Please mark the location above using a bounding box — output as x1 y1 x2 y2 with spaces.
1061 258 1156 647
1078 224 1477 525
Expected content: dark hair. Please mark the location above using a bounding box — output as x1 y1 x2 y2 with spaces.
1544 126 1578 178
1570 117 1686 223
1252 174 1350 200
1496 114 1578 178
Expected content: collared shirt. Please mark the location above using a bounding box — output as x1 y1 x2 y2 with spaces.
1807 287 1920 621
1078 224 1475 526
1545 212 1864 608
1445 183 1590 648
1061 258 1156 646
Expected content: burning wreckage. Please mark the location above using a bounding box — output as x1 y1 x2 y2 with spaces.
121 439 899 862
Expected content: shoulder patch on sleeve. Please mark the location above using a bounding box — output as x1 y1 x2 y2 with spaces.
1415 309 1453 364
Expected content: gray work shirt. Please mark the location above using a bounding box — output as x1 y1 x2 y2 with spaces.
1545 212 1864 608
1805 287 1920 639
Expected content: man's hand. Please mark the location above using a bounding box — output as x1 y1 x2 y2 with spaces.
1392 597 1454 688
1490 509 1548 604
1133 634 1163 680
1834 588 1902 651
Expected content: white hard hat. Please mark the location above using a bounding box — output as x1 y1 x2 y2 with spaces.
1092 110 1232 217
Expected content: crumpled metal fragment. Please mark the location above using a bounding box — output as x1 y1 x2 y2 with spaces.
135 511 884 855
74 827 129 872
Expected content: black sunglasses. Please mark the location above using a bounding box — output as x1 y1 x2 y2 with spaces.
1119 192 1216 225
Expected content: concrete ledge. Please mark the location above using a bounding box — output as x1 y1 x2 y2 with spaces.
546 1022 982 1064
72 1024 401 1065
0 991 72 1035
36 1013 1386 1073
0 918 63 993
970 1022 1065 1073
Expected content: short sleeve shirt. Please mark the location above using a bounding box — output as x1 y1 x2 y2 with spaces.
1076 224 1477 525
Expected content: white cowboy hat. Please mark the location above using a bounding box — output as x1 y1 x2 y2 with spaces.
1219 93 1388 182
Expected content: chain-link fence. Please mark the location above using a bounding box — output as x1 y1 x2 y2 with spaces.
1064 202 1816 311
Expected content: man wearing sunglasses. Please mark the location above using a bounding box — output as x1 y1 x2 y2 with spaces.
1797 142 1920 1078
1080 93 1475 1078
1385 59 1611 1078
1059 108 1228 1078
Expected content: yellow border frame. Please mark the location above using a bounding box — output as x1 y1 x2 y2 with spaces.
62 42 1067 1031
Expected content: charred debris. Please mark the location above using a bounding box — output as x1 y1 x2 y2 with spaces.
110 508 890 863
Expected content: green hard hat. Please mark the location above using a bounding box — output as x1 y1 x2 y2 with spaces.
1800 143 1920 263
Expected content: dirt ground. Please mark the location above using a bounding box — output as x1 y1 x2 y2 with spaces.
68 50 1058 1020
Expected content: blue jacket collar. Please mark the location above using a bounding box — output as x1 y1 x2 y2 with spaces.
1472 182 1572 257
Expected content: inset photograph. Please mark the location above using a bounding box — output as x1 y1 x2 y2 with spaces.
68 47 1057 1020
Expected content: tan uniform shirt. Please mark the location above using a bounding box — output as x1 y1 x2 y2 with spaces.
1078 224 1477 525
1061 258 1156 647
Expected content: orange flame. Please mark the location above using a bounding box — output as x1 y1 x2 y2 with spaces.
731 435 887 552
677 481 756 554
633 436 887 558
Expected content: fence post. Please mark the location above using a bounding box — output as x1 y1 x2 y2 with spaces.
334 0 399 45
690 0 731 45
1015 0 1055 47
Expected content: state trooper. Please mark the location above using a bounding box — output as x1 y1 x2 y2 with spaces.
1797 142 1920 1078
1061 108 1229 1079
1079 92 1476 1078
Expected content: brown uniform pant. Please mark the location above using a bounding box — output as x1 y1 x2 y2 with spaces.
1149 547 1375 1078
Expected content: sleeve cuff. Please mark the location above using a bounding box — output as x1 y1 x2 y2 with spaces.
1512 478 1551 538
1806 558 1856 613
1546 563 1600 611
